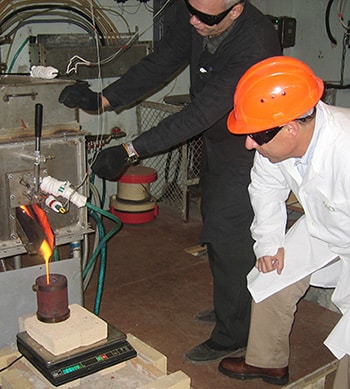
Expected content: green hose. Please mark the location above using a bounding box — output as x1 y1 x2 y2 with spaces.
85 202 122 314
89 211 106 315
8 37 29 73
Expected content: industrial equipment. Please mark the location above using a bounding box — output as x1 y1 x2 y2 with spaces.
0 74 88 346
0 75 88 258
268 15 297 49
0 75 136 385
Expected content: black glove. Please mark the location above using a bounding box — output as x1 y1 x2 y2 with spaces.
91 145 129 180
59 83 101 111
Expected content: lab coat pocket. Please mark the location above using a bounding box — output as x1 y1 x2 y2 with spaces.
306 191 350 252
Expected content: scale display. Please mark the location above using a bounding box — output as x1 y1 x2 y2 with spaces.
17 323 137 386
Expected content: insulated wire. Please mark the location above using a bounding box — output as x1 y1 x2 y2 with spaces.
341 32 348 85
82 0 172 165
338 0 350 30
326 0 338 44
0 1 120 45
6 18 95 40
89 0 105 165
98 7 132 34
0 355 23 373
65 0 172 73
0 6 107 43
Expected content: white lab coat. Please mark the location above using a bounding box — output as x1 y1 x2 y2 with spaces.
247 101 350 359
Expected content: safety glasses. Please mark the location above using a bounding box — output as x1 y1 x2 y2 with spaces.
184 0 236 26
247 107 317 146
248 126 284 146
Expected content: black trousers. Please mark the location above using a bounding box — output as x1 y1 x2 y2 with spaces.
207 236 255 348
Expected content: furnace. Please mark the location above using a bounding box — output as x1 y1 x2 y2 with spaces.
0 75 91 347
0 75 89 257
0 75 137 385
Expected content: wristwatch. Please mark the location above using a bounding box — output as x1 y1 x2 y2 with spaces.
122 142 139 164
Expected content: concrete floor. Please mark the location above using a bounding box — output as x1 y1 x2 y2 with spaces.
83 203 341 389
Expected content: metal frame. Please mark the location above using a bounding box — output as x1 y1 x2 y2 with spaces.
136 100 202 222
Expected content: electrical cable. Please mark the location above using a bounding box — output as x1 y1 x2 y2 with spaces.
324 1 350 89
0 5 107 45
0 1 121 46
337 0 350 30
340 31 347 85
65 0 173 74
5 17 96 39
326 0 338 45
98 7 132 35
88 0 106 164
3 11 97 70
0 355 23 373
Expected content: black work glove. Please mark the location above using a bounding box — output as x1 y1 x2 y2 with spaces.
59 83 101 111
91 145 129 180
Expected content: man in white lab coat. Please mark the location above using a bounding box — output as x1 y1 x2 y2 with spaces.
218 56 350 387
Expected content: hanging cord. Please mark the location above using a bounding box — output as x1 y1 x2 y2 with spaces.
340 32 348 85
65 0 173 74
337 0 350 29
324 0 350 89
326 0 338 45
86 0 106 166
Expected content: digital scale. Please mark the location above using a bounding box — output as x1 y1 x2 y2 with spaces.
17 323 137 387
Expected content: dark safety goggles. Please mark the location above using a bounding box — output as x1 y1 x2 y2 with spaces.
248 107 317 146
248 125 284 146
184 0 239 26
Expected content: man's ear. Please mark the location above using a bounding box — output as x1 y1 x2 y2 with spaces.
229 3 244 21
285 121 299 138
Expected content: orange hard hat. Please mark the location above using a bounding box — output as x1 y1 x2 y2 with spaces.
227 56 324 134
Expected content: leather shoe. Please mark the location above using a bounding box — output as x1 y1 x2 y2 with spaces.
184 340 245 364
219 356 289 385
194 309 216 323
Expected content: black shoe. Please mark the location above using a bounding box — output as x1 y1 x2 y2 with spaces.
184 339 245 365
194 309 216 323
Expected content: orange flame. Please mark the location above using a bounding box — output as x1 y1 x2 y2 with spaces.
31 203 55 251
20 204 54 284
19 205 31 215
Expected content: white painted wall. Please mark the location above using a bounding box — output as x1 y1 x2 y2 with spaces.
251 0 350 107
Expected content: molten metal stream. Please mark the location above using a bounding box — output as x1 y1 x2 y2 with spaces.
39 239 52 284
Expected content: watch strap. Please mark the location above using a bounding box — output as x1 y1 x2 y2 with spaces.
122 142 139 164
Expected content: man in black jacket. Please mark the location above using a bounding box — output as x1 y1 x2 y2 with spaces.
59 0 281 364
